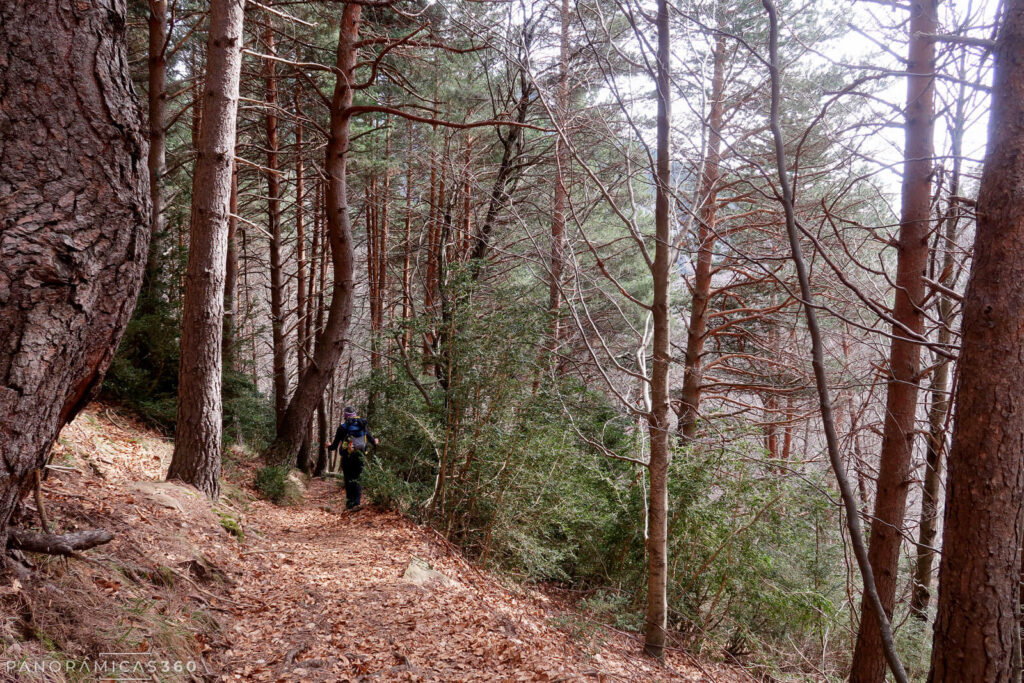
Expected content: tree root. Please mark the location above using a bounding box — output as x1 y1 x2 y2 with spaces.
7 529 113 557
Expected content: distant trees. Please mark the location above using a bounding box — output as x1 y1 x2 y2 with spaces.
145 0 169 295
0 0 149 553
167 0 246 499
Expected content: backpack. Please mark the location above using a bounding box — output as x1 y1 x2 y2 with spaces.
342 417 368 452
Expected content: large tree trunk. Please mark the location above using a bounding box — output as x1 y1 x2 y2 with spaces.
928 3 1024 679
850 2 936 680
644 0 671 659
676 26 726 442
0 0 149 554
167 0 246 500
264 2 361 463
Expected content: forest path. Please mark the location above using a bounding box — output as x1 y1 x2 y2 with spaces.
214 478 719 682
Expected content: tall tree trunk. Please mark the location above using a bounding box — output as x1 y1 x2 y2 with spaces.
677 26 727 442
910 90 964 620
644 0 671 658
263 23 289 432
460 137 473 260
548 0 570 361
241 223 258 385
402 121 414 352
167 0 245 500
380 127 391 331
144 0 168 297
313 203 330 477
928 3 1024 678
851 2 936 679
264 2 361 463
424 124 439 368
0 0 149 556
366 175 382 375
295 109 311 472
295 109 308 375
223 164 239 370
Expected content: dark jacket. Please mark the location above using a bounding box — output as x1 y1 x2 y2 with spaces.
328 417 375 452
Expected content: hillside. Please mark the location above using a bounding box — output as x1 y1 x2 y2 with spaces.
0 404 748 682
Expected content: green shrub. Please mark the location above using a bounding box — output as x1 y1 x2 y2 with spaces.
362 457 429 513
254 465 290 504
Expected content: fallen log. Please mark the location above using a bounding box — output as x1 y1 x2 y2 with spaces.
7 529 113 557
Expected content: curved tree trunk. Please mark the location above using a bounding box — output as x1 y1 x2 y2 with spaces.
167 0 246 500
0 0 149 555
850 2 936 680
928 3 1024 679
265 2 361 464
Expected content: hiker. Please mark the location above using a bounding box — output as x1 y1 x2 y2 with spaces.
327 406 379 510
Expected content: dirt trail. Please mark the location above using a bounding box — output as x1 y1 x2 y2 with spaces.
216 479 720 682
7 405 744 682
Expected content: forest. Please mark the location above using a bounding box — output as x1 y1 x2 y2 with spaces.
1 0 1022 680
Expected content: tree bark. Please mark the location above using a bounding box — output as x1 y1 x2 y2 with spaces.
167 0 246 500
643 0 671 659
264 2 361 463
851 2 936 679
263 24 289 432
0 0 149 556
928 3 1024 679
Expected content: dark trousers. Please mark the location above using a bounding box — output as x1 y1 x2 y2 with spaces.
341 451 364 509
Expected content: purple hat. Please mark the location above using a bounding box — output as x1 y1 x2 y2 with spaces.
343 406 357 418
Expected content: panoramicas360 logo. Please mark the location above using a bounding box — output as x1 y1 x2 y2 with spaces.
3 653 200 680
